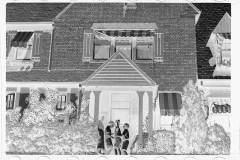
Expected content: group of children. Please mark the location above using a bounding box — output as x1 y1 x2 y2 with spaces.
97 117 130 155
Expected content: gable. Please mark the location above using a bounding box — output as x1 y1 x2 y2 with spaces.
82 51 156 86
213 12 231 33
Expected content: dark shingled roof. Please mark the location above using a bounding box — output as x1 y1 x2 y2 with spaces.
6 70 94 82
6 3 70 22
193 3 231 79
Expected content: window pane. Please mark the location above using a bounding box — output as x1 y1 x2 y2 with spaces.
116 45 132 59
112 102 130 109
16 47 32 60
137 45 153 60
94 45 110 59
62 96 66 103
112 93 130 101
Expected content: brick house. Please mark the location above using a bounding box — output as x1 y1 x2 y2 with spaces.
194 3 231 134
6 2 200 146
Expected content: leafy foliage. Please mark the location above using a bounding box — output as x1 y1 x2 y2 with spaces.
172 80 230 155
131 130 175 155
171 80 209 154
6 88 98 155
205 124 230 154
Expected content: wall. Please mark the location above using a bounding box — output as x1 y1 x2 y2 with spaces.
51 3 198 92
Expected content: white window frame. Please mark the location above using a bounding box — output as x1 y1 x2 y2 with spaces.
56 94 67 110
6 93 16 110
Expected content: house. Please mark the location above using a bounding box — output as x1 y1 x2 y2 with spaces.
6 2 200 146
194 3 231 134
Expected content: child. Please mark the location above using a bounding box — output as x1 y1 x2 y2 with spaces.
105 121 115 154
121 123 130 155
114 119 122 155
97 116 105 155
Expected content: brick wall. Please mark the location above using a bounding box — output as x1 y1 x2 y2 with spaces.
51 3 197 91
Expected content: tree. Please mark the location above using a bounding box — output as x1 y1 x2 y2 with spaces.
172 80 209 154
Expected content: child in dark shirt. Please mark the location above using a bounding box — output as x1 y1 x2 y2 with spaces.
114 119 122 155
121 123 130 155
105 121 115 154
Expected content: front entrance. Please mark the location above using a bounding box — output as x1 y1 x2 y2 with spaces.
110 93 130 125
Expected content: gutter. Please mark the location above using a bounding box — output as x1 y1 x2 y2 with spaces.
48 24 55 72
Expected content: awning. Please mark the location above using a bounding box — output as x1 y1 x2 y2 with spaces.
159 93 182 116
218 33 231 39
212 103 231 114
97 30 154 37
91 23 158 30
11 32 33 48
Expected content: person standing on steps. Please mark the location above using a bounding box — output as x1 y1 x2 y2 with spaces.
105 121 115 155
121 123 130 155
114 119 122 155
97 116 105 155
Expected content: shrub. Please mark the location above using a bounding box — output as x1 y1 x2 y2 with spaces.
172 80 209 154
131 130 175 155
6 87 98 155
205 124 230 155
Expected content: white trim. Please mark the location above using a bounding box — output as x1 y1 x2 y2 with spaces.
6 23 54 31
188 3 201 14
197 79 231 88
6 82 81 89
83 85 155 92
6 92 16 110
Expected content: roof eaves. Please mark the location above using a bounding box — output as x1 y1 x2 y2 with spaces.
52 3 73 21
188 3 201 14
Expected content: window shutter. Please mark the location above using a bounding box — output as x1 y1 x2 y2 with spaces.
154 31 164 62
83 30 94 62
32 31 43 62
6 31 17 57
70 94 78 107
19 93 29 118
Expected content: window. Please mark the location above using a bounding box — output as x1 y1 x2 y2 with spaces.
116 45 132 59
56 95 66 110
216 33 231 67
6 93 15 109
94 44 110 59
93 34 111 60
9 32 34 60
16 36 33 60
83 29 164 62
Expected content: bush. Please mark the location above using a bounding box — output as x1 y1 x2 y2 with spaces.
205 124 230 155
131 130 175 155
6 87 98 155
172 80 209 154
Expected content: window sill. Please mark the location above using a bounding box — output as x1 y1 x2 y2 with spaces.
89 59 154 63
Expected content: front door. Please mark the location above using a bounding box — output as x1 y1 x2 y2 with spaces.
111 93 130 125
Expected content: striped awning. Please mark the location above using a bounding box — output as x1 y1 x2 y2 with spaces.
11 32 33 48
159 93 182 116
212 103 231 114
218 33 231 39
98 30 154 37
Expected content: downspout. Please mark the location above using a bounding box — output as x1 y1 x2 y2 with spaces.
48 24 55 72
